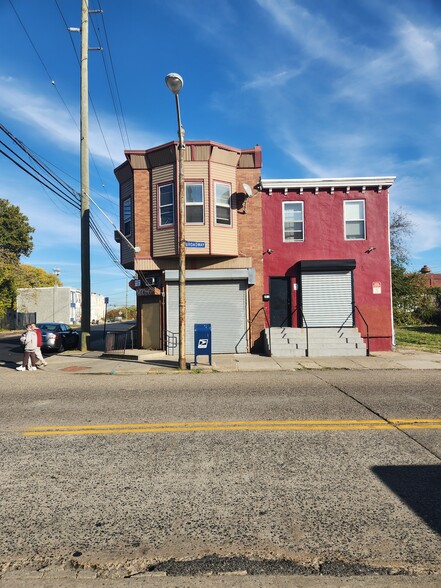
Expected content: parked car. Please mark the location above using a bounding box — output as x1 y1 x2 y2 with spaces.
35 323 79 352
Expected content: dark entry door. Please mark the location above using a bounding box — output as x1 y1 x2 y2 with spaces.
269 277 291 327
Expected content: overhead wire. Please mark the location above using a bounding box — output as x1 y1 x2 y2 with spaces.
5 2 132 277
53 0 117 193
0 123 131 279
96 0 131 149
7 0 79 131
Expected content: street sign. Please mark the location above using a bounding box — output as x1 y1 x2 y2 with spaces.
186 241 205 248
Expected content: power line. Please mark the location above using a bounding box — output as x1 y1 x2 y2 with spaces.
96 0 131 149
0 124 131 279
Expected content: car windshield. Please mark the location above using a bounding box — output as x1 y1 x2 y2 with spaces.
36 324 59 332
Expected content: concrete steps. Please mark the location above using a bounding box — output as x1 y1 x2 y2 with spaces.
265 327 367 357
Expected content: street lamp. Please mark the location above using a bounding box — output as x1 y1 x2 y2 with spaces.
52 268 60 321
165 72 186 370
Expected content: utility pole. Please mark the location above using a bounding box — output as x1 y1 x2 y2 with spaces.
80 0 90 351
69 3 102 350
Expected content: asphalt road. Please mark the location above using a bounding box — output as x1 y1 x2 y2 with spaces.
1 368 440 583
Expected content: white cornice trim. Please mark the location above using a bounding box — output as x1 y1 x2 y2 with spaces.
260 176 396 190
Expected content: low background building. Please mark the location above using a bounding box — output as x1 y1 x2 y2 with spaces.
17 287 106 325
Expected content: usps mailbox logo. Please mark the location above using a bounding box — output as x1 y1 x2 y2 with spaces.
197 338 209 349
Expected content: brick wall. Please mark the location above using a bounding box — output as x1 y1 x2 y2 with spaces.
236 167 265 351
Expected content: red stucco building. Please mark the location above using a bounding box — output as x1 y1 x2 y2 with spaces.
260 177 396 353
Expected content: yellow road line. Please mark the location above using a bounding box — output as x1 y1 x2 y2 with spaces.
23 424 395 436
21 418 441 437
24 419 386 431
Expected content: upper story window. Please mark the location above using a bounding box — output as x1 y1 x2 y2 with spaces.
214 182 231 226
185 182 204 224
159 183 174 227
283 201 304 241
122 197 132 236
344 200 366 240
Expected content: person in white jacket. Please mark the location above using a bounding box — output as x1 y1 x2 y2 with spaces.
16 324 38 371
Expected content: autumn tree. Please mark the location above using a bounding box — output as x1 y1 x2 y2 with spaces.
15 264 62 289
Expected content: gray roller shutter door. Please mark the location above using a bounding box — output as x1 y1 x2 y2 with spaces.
301 271 353 327
167 280 248 353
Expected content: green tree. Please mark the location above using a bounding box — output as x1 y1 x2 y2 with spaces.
15 264 62 289
0 199 35 318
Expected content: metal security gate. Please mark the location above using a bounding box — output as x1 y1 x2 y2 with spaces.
301 270 353 327
166 280 248 353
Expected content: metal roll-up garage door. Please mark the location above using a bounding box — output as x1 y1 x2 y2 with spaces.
167 280 248 353
301 271 353 327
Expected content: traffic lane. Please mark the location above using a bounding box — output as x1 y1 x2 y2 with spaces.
1 426 440 572
317 371 441 457
0 371 388 431
0 333 25 365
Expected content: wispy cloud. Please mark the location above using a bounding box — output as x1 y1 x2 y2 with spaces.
0 76 163 164
241 66 305 91
255 0 355 68
396 18 441 80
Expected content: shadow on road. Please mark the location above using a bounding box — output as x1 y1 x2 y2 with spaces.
372 465 441 536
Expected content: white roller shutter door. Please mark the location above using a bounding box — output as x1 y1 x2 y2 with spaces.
302 271 353 327
167 280 248 353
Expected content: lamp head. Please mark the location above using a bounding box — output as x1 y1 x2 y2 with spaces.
165 72 184 95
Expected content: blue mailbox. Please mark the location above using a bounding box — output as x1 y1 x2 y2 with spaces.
194 323 212 366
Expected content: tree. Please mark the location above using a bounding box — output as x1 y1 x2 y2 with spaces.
389 208 426 324
0 198 34 258
0 199 35 318
390 207 413 267
15 264 62 289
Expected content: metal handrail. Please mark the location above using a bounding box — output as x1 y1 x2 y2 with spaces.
338 305 370 356
235 307 271 354
289 305 309 357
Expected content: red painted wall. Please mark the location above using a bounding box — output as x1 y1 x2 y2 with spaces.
261 188 393 351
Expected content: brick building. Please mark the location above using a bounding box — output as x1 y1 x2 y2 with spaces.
115 141 395 355
114 141 264 353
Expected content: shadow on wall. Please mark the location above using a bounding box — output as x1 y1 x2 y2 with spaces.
372 465 441 536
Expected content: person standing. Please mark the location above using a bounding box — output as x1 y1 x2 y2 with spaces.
16 324 38 371
32 323 47 367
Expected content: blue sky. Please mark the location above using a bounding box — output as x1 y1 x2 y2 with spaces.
1 0 441 307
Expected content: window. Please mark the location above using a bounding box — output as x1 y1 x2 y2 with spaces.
185 182 204 223
344 200 365 240
159 184 174 227
215 182 231 225
122 198 132 236
283 201 304 241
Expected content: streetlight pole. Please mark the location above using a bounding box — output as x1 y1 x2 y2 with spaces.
165 73 186 370
52 268 60 321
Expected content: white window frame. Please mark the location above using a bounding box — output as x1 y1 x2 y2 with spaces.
214 181 232 226
283 201 304 242
344 200 366 240
185 182 204 224
158 183 174 228
122 197 132 236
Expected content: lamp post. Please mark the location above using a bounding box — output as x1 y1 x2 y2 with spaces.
165 72 186 370
52 268 60 321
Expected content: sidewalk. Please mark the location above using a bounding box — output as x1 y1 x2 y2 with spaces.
22 346 441 375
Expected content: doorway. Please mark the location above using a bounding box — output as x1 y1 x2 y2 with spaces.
141 299 160 349
269 277 291 327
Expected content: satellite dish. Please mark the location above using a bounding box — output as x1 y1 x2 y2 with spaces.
243 183 253 198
